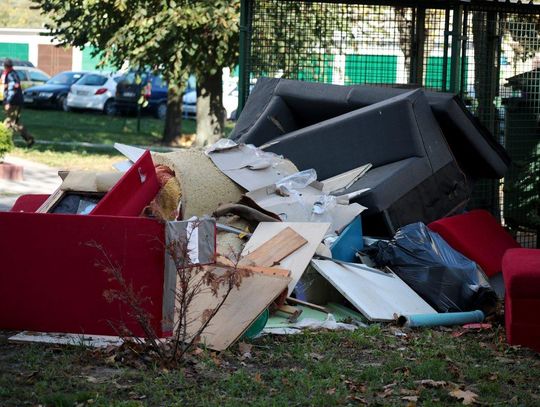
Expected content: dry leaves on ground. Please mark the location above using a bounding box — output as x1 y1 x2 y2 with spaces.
449 388 479 405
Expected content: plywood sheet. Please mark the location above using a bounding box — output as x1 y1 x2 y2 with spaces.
311 259 436 321
241 227 307 267
185 267 291 351
242 222 330 295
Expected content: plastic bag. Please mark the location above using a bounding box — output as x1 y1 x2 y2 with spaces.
275 169 317 196
364 222 497 313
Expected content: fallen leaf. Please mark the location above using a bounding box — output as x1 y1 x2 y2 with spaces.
400 389 419 396
254 373 262 383
238 342 252 359
414 379 447 388
488 373 499 381
393 366 411 376
449 389 478 405
402 395 419 403
309 352 324 361
238 342 252 354
383 382 397 390
377 387 393 398
347 395 368 404
326 388 336 395
192 347 204 356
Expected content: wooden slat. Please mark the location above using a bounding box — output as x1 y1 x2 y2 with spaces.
36 188 65 213
183 266 291 351
240 227 307 267
241 222 330 295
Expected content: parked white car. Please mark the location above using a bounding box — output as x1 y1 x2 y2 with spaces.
67 73 120 115
181 85 239 120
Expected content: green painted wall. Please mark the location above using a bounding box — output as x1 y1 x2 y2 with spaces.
344 54 397 85
425 56 469 91
298 54 334 83
0 42 29 60
81 46 114 72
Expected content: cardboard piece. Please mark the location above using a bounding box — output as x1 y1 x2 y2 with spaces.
185 266 291 351
61 171 122 193
246 184 365 235
242 222 330 295
207 143 298 191
114 142 146 163
311 259 436 321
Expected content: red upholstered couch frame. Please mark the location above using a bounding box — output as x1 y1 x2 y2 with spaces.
0 200 169 338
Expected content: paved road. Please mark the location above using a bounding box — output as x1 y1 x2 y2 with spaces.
0 155 61 211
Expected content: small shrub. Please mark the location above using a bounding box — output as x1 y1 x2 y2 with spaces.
0 122 14 161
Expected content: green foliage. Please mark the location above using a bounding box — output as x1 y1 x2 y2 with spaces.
0 122 14 160
33 0 239 86
0 0 48 28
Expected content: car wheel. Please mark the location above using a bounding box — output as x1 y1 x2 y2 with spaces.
58 95 69 112
103 99 117 116
156 102 167 120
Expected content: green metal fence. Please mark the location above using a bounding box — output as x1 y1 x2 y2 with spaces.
238 0 540 248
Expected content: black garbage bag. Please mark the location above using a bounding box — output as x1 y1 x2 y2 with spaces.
364 222 497 313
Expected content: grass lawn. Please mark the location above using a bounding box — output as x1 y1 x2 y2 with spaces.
1 108 234 170
1 325 539 406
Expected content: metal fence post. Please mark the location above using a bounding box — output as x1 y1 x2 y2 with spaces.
237 0 251 117
449 5 463 94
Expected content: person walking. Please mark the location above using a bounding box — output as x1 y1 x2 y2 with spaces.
2 58 34 147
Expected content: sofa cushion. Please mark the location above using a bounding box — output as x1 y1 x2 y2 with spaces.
428 209 520 277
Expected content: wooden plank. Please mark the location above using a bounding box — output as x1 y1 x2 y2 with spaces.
36 188 65 213
242 222 330 295
216 256 291 278
286 297 329 313
311 259 436 322
183 266 291 351
240 227 307 267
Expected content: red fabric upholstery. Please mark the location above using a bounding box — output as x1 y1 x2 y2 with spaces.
91 150 159 217
428 209 520 277
503 248 540 352
10 194 49 213
0 211 167 337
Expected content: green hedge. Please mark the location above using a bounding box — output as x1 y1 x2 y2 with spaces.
0 122 14 160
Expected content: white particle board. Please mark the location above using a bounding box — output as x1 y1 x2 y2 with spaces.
311 259 436 321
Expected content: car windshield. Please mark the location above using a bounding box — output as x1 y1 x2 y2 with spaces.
77 74 107 86
47 72 84 85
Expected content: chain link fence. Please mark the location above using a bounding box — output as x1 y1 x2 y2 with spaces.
239 0 540 247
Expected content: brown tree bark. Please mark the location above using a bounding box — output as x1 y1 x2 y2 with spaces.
194 70 225 147
162 83 183 146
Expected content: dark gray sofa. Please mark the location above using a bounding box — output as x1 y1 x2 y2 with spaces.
230 80 484 235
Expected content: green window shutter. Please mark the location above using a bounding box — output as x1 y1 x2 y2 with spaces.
0 43 29 61
345 54 397 85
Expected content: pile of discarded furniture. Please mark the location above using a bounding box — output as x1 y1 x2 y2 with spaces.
1 79 538 353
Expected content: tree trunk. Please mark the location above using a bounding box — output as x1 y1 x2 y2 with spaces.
194 70 225 147
162 83 183 146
